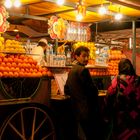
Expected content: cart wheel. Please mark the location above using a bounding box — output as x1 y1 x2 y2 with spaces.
0 77 41 98
0 104 56 140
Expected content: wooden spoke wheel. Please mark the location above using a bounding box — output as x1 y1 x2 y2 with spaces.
0 78 41 98
0 104 56 140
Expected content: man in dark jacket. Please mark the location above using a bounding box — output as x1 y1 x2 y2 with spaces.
64 46 101 140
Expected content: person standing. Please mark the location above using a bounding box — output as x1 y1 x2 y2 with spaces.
64 46 102 140
104 58 140 140
31 38 48 66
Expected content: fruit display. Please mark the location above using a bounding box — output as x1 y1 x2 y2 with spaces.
0 53 53 78
3 39 26 53
0 36 4 51
89 50 126 76
107 50 126 76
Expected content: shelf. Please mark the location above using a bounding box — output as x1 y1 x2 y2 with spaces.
50 90 107 101
51 95 70 100
0 51 26 55
44 64 108 69
86 64 108 69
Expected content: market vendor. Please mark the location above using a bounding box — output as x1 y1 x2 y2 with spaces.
31 38 48 66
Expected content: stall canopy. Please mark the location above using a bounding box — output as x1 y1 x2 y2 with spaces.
1 0 140 38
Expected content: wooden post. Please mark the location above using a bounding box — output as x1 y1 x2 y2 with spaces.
132 20 136 72
54 39 58 53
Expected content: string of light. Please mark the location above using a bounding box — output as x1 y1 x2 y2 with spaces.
4 0 21 8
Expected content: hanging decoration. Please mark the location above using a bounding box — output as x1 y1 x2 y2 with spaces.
0 6 9 33
77 4 86 17
48 16 68 40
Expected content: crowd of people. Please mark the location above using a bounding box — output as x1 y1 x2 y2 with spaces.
31 38 140 140
64 46 140 140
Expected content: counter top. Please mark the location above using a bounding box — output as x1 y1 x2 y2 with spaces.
51 90 107 100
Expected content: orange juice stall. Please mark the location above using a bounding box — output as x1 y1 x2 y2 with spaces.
0 0 140 139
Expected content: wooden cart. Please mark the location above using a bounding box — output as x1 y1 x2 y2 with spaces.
0 76 57 140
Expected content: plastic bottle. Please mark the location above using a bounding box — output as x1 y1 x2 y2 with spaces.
66 49 71 66
49 45 53 66
46 47 50 66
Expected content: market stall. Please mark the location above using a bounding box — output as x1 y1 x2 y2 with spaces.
0 0 140 139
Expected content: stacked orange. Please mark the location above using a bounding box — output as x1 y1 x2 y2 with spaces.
89 50 126 76
0 53 53 78
107 50 126 76
89 68 109 76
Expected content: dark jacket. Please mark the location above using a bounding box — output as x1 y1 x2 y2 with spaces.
64 63 99 120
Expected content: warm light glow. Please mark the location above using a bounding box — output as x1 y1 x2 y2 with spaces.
4 0 21 8
76 13 83 21
76 4 86 21
95 49 100 55
13 26 19 32
98 6 107 15
13 0 21 7
57 0 64 5
115 13 123 20
4 0 12 8
129 37 132 49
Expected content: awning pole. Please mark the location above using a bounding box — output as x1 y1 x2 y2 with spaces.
95 22 98 42
132 20 136 72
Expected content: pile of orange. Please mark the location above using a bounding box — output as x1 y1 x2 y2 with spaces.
0 53 53 78
108 50 126 76
89 68 109 76
89 50 126 76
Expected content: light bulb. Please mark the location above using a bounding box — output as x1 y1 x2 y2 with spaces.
76 13 83 21
98 6 107 15
13 0 21 7
57 0 64 5
4 0 12 8
115 13 122 20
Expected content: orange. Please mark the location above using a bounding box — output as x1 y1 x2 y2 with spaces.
42 71 47 76
13 72 19 77
3 72 9 77
18 62 22 68
11 62 17 67
47 71 53 77
7 57 14 63
11 67 15 72
19 71 24 77
0 66 4 72
3 58 8 63
5 66 10 72
6 62 11 67
0 72 3 77
20 68 25 72
8 72 14 77
1 62 6 67
33 69 37 73
37 72 42 77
